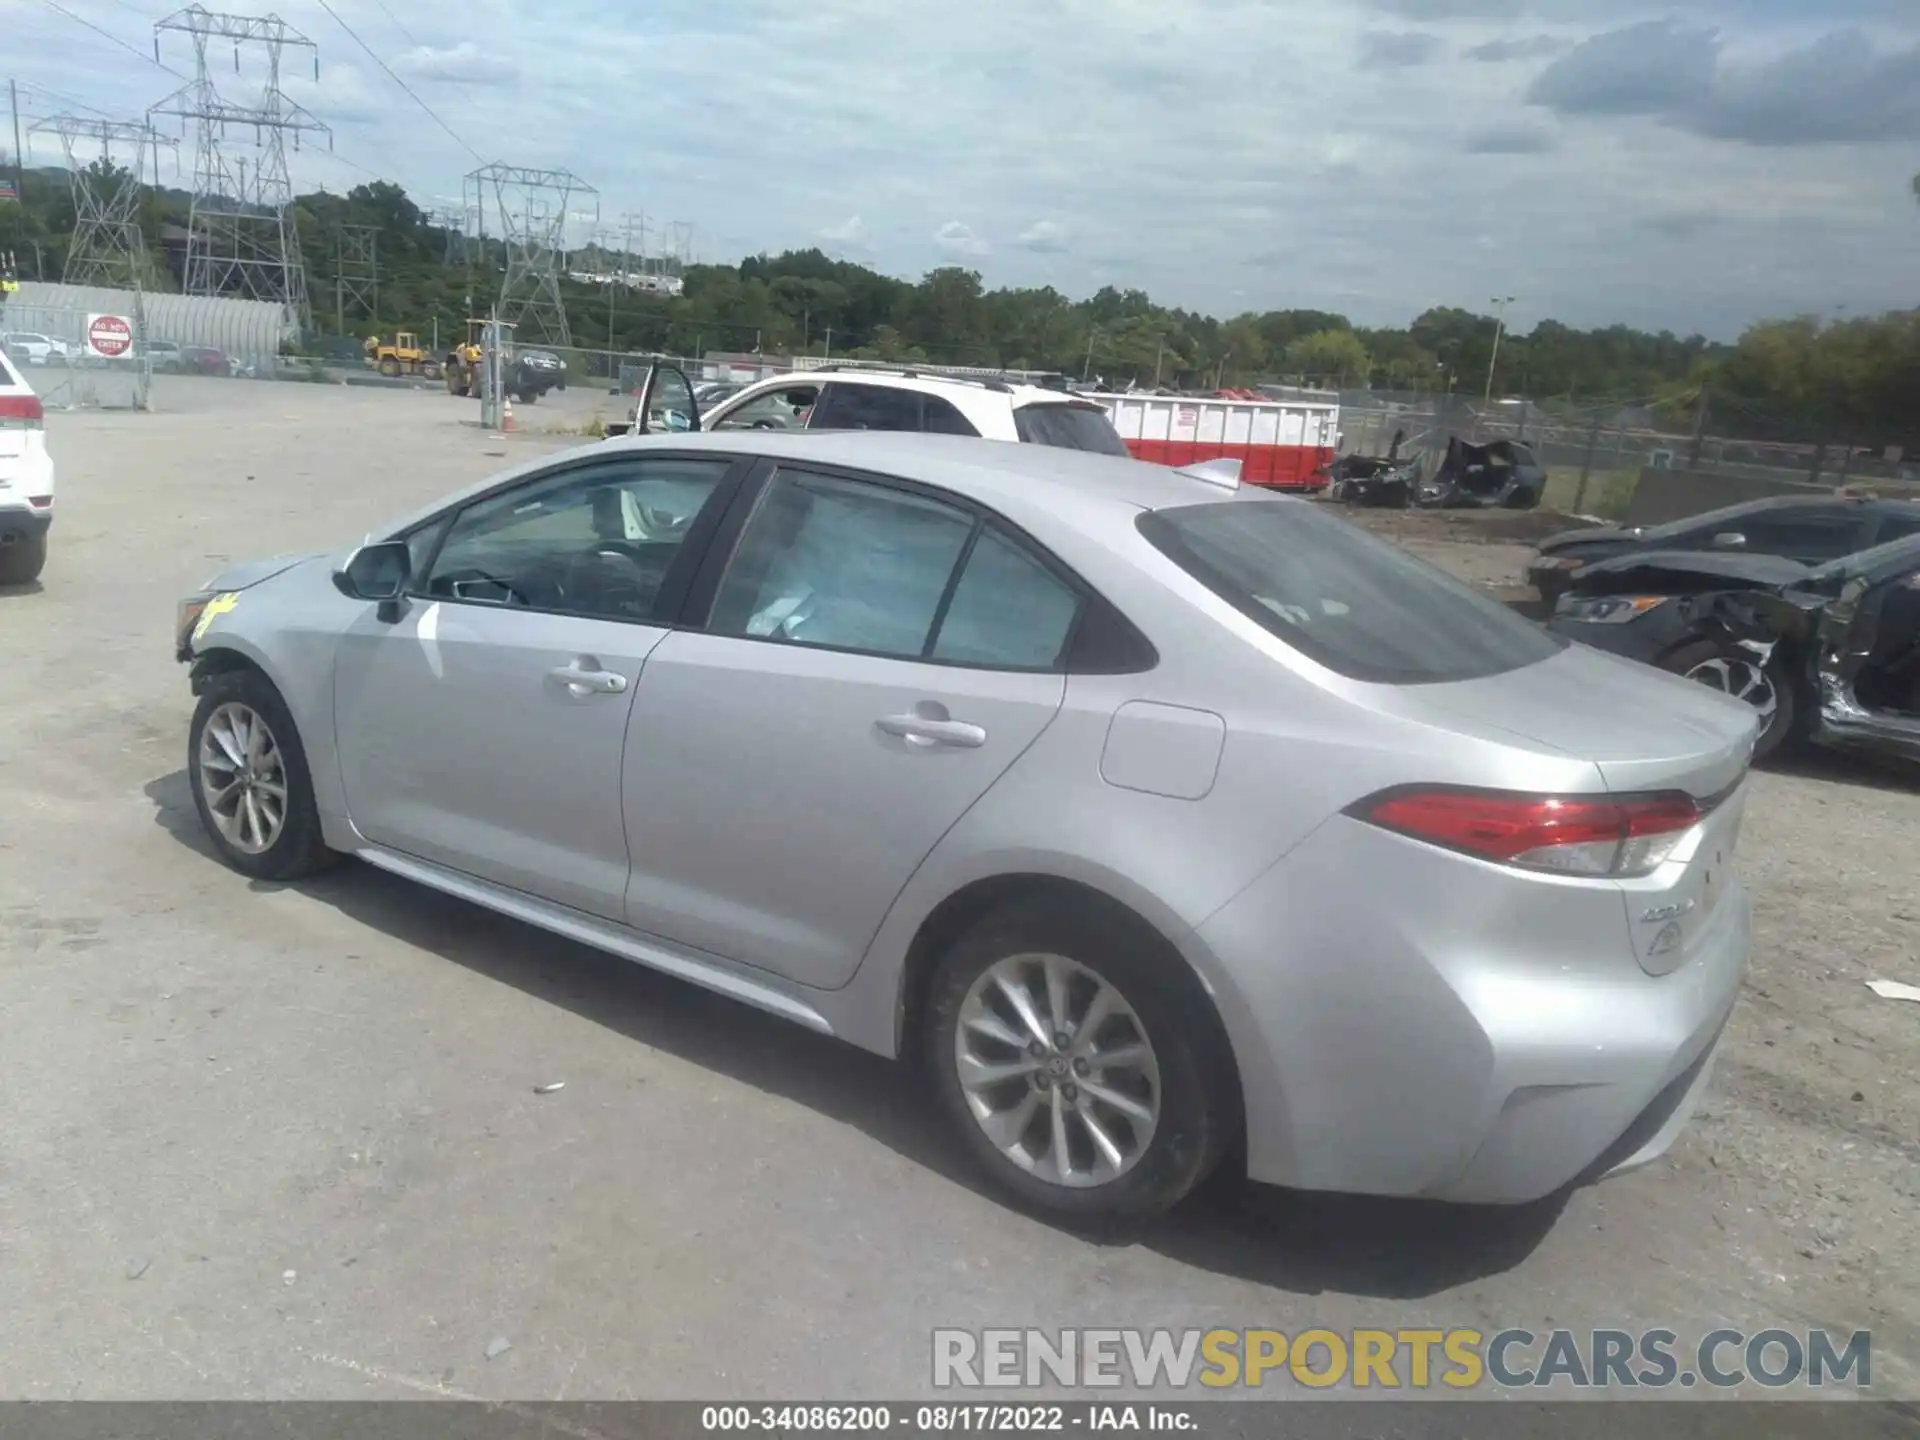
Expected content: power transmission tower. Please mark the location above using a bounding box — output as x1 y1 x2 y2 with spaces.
464 163 598 346
151 6 331 329
28 115 177 288
332 222 377 329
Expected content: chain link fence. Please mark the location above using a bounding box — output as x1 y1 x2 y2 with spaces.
0 294 151 409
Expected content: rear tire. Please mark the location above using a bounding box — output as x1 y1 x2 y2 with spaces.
187 667 339 881
0 532 47 585
1662 637 1798 760
924 900 1239 1222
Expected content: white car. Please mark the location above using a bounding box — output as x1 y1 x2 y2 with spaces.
1 332 70 366
0 351 53 584
616 366 1128 455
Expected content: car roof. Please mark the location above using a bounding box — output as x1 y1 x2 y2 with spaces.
736 367 1084 408
613 428 1251 515
1643 492 1919 535
385 429 1251 544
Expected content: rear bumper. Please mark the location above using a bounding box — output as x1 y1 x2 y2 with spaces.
0 502 53 544
1193 812 1751 1204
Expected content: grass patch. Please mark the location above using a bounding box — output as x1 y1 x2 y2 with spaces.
1543 466 1638 520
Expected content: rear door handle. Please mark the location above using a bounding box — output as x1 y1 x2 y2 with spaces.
549 659 629 696
877 713 987 749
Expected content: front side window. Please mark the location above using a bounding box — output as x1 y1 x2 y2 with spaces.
1013 403 1129 456
709 384 820 432
422 456 732 622
1729 511 1873 562
708 470 975 658
1139 497 1565 684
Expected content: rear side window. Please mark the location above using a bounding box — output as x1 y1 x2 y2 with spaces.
810 383 924 432
932 527 1082 668
1139 499 1565 684
1014 403 1129 456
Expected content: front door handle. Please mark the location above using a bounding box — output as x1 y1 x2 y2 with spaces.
549 659 630 697
877 713 987 749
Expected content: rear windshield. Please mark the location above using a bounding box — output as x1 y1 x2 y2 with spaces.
1139 498 1565 684
1014 403 1129 457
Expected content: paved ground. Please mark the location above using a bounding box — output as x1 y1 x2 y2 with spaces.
2 376 1916 1401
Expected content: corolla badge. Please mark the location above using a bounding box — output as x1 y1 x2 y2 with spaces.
1648 921 1686 957
1640 899 1696 924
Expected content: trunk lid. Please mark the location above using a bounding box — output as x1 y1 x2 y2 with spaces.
1405 643 1758 797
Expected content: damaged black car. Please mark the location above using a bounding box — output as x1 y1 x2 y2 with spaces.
1527 494 1920 608
1330 435 1546 510
1549 535 1920 763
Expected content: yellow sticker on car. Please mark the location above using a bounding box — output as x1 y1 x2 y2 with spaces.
193 592 239 641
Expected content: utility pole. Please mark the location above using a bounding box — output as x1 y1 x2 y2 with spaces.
1484 295 1516 407
9 81 25 211
1083 328 1097 382
823 326 831 361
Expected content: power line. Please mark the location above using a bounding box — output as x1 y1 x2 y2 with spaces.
10 77 115 119
33 0 187 79
360 0 488 119
310 0 482 162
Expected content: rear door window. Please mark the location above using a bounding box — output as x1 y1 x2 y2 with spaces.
1724 510 1874 562
1139 498 1565 684
1013 404 1129 456
809 383 926 433
931 527 1082 669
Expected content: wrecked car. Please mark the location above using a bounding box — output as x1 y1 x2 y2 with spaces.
1415 437 1546 510
1527 494 1920 608
1326 453 1421 507
1329 435 1547 510
1549 535 1920 763
1324 428 1420 507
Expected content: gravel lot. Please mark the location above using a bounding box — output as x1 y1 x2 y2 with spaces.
2 377 1915 1401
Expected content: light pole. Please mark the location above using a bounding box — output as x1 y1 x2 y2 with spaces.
1484 295 1516 406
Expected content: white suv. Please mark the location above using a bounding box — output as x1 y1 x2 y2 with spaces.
1 332 71 366
624 365 1128 454
0 351 54 584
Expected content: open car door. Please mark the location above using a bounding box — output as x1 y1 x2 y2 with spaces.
605 363 701 438
1809 539 1920 761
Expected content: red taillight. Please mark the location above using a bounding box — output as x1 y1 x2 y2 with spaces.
1353 787 1700 878
0 394 45 425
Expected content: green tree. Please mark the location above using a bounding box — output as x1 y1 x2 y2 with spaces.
1285 329 1371 387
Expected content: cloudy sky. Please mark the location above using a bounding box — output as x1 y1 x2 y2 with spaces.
10 0 1919 336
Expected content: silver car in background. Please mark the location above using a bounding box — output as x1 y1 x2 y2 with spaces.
176 387 1757 1219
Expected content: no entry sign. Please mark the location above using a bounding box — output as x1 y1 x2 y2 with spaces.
86 313 134 359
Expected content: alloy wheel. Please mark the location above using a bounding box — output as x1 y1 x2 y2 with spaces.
953 952 1161 1189
1683 655 1779 726
197 701 289 855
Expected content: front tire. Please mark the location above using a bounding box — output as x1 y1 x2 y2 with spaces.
0 532 47 585
1663 638 1798 760
925 900 1238 1221
187 668 338 880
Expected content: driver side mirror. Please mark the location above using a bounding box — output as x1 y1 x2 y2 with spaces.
332 540 411 602
1710 531 1747 550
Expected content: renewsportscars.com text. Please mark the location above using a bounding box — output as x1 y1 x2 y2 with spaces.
932 1327 1871 1391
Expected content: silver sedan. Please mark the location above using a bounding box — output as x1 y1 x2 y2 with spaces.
175 427 1758 1219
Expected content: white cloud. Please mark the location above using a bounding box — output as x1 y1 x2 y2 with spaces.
396 41 519 87
8 0 1913 335
820 215 870 247
1016 220 1070 253
934 221 990 258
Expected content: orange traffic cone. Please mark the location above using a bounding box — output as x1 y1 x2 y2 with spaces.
502 393 515 432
